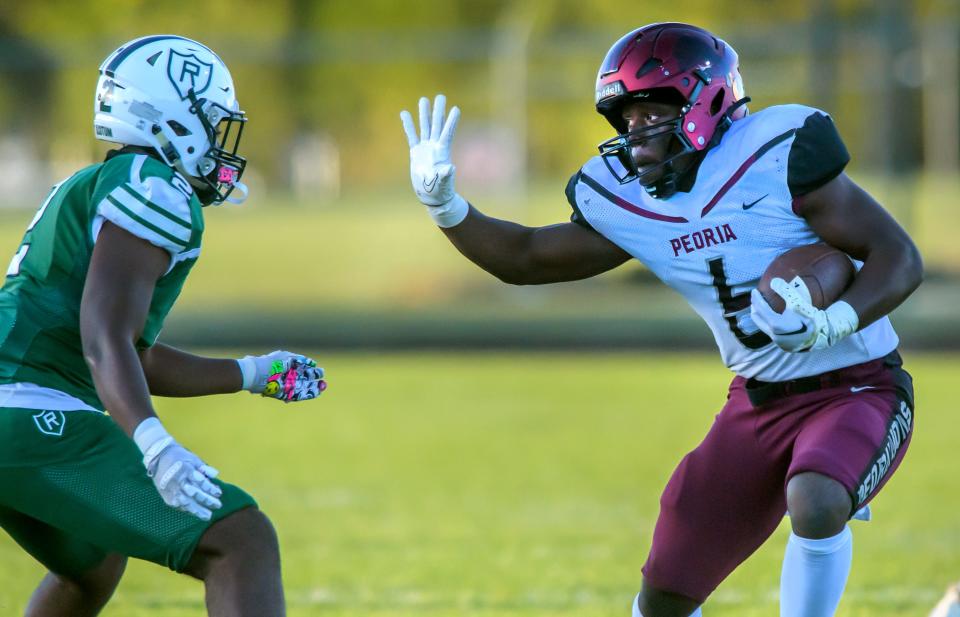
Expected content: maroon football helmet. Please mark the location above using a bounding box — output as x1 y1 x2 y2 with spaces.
595 23 748 197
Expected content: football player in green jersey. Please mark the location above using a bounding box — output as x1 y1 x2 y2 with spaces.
0 35 325 616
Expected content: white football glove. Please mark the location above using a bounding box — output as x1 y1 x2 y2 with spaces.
400 94 469 228
237 350 326 403
750 276 859 352
134 418 222 521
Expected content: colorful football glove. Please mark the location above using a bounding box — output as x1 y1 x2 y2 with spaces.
750 277 859 352
400 94 470 227
237 350 326 403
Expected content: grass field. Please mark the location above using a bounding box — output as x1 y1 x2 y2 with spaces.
0 352 956 616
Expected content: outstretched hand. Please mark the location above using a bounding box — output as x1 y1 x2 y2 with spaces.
400 94 469 227
401 94 461 206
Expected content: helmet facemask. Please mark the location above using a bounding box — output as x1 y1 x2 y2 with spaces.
187 91 247 205
597 111 697 198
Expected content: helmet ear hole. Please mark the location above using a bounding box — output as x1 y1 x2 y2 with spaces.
167 120 191 136
710 90 725 116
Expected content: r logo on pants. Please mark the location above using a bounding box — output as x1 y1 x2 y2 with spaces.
32 410 66 437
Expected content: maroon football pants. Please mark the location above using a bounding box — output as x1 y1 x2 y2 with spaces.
642 352 913 603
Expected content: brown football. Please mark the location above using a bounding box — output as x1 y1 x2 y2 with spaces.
758 243 855 313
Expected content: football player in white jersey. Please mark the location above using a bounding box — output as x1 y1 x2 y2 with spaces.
401 22 922 617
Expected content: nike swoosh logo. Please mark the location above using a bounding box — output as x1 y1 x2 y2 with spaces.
423 173 439 192
742 194 769 210
850 386 877 393
778 324 808 336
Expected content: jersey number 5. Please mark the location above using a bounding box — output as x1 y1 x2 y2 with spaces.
708 256 772 350
6 181 64 277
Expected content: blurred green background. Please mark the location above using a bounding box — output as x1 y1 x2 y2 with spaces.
0 1 958 615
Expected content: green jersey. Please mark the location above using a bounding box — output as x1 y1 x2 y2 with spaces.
0 153 204 410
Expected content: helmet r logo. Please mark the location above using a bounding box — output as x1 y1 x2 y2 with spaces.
167 50 213 100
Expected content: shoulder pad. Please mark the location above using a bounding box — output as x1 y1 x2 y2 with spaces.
96 154 196 254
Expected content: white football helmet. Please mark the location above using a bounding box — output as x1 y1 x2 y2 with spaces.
94 35 248 204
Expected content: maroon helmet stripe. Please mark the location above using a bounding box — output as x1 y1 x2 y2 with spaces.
700 128 796 218
580 173 689 223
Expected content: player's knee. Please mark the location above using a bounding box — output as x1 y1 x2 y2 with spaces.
187 507 280 579
786 472 852 538
206 507 280 560
234 507 280 560
55 553 127 602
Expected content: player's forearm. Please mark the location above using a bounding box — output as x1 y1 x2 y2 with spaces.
139 343 243 397
402 96 624 285
840 239 923 329
441 206 544 285
403 96 547 285
83 333 158 437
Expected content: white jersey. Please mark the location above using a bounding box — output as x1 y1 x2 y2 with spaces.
569 104 898 381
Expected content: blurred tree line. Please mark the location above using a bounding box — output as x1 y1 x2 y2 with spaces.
0 0 957 197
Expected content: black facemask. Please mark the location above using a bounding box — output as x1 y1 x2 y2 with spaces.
185 90 247 205
597 116 696 198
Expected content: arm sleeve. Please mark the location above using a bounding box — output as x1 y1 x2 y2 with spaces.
96 176 193 256
787 111 851 197
565 170 594 230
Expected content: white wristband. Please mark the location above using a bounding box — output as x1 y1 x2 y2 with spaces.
825 300 859 341
425 194 469 228
236 357 256 391
133 416 173 463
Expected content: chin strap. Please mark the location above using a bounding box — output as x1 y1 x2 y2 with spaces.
225 180 248 205
647 162 677 198
152 124 182 167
